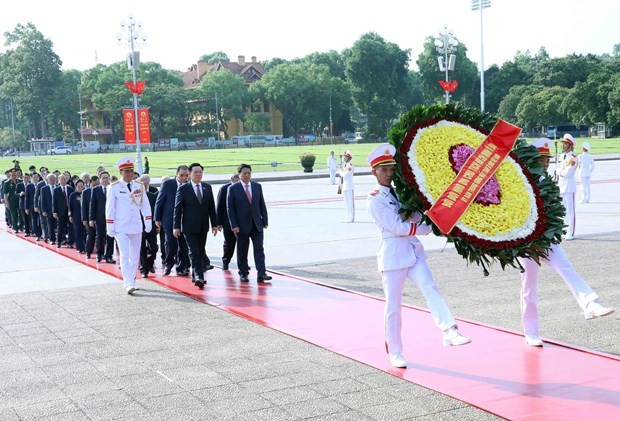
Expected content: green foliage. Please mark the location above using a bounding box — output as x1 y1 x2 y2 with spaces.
252 62 350 137
0 22 62 138
299 152 316 165
199 51 229 64
416 36 480 107
345 32 410 135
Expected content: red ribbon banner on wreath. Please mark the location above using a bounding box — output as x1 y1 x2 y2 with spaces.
438 80 459 93
426 119 522 235
125 81 146 94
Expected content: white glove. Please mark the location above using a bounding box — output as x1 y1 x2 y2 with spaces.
144 221 152 234
415 223 433 236
411 212 423 224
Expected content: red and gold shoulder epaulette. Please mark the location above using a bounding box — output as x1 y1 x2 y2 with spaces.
369 189 379 196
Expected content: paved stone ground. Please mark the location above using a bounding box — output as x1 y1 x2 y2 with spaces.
0 233 617 420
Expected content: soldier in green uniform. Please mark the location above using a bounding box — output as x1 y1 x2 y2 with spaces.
3 168 21 232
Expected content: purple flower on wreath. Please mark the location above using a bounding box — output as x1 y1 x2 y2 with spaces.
450 144 501 206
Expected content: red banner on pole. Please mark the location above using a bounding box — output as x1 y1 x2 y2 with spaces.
138 108 151 144
426 119 522 235
123 109 136 143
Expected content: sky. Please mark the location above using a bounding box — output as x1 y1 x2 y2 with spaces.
1 0 619 73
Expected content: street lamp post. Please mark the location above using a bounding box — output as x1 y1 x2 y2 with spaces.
117 14 147 174
329 94 333 144
78 90 86 154
435 26 458 104
471 0 491 112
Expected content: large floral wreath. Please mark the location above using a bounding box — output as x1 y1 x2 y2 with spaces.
389 104 565 271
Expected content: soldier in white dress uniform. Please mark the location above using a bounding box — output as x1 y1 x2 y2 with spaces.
366 144 471 368
577 141 595 203
106 157 153 294
518 138 614 347
340 151 355 223
555 133 578 240
327 150 339 184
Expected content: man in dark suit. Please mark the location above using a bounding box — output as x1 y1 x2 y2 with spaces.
25 173 40 239
52 174 75 248
81 175 99 258
173 163 218 288
40 173 57 244
16 173 31 236
217 173 240 270
138 175 158 278
34 169 49 241
227 163 272 283
155 165 190 276
89 172 115 263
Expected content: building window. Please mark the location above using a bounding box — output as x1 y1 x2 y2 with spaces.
263 102 270 112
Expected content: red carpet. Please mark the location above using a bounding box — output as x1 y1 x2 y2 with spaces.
5 227 620 420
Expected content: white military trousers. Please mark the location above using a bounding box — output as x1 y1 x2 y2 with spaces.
382 260 456 354
580 176 591 203
343 190 355 222
329 168 337 184
518 244 598 337
561 192 576 237
115 232 142 288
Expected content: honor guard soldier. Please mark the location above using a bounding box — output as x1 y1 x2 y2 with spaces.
366 144 471 368
577 141 595 203
555 133 578 240
106 157 153 294
518 138 614 347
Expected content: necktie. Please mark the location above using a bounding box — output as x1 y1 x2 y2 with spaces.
63 186 68 205
103 187 107 196
389 187 398 200
245 184 252 203
195 184 202 204
127 183 132 192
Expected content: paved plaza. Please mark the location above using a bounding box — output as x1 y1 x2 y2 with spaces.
0 159 618 420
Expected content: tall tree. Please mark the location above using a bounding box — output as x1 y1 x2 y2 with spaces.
0 23 62 139
345 32 410 135
199 51 229 64
194 69 249 139
252 62 350 137
498 84 543 123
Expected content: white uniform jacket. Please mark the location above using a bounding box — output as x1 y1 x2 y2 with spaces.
555 152 577 194
327 156 339 171
105 180 152 235
577 153 595 177
367 185 426 272
341 162 354 191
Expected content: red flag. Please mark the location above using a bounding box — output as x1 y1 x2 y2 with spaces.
123 109 136 143
438 80 459 93
426 119 522 235
124 81 146 94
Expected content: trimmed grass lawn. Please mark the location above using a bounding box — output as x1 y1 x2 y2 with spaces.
2 137 619 178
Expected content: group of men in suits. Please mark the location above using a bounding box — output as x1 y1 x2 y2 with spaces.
3 159 273 292
170 162 272 288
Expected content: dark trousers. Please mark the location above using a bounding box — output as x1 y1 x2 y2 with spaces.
159 229 166 259
164 227 189 271
140 230 158 273
95 223 114 258
31 212 41 238
45 214 57 242
236 225 266 278
8 204 20 231
184 232 207 279
85 225 96 255
56 213 73 246
222 225 237 264
21 209 31 234
73 219 85 252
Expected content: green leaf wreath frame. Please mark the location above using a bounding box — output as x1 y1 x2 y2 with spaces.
389 103 565 271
